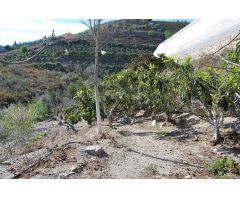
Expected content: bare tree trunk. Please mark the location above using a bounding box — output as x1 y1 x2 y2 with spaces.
212 123 220 143
209 109 223 144
94 39 102 135
106 111 113 129
165 112 172 122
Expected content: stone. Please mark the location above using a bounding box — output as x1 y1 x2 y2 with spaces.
184 175 192 179
85 145 108 157
159 122 166 129
151 120 156 126
70 161 86 173
70 166 82 173
58 172 74 179
58 173 68 179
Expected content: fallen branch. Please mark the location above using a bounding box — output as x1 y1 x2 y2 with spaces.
48 116 77 132
11 141 86 179
11 147 55 179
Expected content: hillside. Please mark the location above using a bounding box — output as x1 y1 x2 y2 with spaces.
0 19 189 107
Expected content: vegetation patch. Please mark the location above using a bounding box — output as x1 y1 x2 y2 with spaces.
144 164 158 175
207 157 240 177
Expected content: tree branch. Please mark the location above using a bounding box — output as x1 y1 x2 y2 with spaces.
0 31 55 66
211 31 240 55
215 53 240 67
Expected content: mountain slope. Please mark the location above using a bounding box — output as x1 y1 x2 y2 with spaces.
0 19 189 107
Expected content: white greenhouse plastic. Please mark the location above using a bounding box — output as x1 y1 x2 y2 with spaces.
153 19 240 58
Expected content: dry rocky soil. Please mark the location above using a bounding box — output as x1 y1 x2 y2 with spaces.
1 113 240 179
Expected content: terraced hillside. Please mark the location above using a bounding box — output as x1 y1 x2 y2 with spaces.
0 19 189 107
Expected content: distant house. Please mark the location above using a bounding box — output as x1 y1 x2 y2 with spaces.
153 19 240 58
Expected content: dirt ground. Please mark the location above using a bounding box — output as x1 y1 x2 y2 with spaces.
0 113 240 179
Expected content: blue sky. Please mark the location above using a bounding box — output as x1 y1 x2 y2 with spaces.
0 19 193 46
0 19 88 45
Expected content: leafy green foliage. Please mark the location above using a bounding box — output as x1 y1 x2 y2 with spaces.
0 104 33 143
174 58 239 120
147 30 159 36
65 82 79 99
207 157 239 177
29 132 47 142
64 82 98 125
235 38 240 62
164 30 173 39
144 164 158 175
20 45 28 54
0 100 49 147
28 100 49 121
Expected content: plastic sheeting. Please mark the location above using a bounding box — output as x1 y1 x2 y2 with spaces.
153 19 240 58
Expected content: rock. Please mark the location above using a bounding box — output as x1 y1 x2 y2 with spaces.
151 120 156 126
58 173 68 179
159 122 166 129
70 166 82 173
85 145 108 157
70 161 86 173
184 175 192 179
0 160 11 165
58 172 74 179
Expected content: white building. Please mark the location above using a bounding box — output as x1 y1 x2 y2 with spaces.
153 19 240 58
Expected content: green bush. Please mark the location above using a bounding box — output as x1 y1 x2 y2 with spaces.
0 104 35 144
164 30 173 39
65 82 77 99
20 45 28 54
28 100 49 121
147 30 159 37
0 100 48 148
207 157 239 177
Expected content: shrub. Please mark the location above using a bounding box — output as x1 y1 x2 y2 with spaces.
207 157 239 177
0 101 48 155
20 45 28 54
147 30 159 37
65 82 77 99
164 30 173 39
0 104 35 147
64 81 101 125
144 164 158 175
28 100 49 121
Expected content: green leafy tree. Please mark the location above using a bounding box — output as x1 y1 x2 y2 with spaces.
20 45 28 54
174 58 240 143
164 30 173 39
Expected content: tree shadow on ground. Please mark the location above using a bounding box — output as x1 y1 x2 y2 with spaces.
126 147 203 168
172 114 201 129
222 120 240 129
118 127 201 142
214 145 240 157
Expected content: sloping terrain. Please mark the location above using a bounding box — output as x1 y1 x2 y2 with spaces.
0 20 189 107
1 113 239 179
